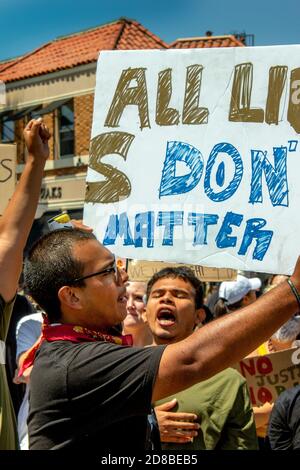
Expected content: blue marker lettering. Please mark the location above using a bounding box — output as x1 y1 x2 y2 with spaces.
238 218 273 260
215 212 243 248
249 146 289 207
134 212 155 248
188 213 219 245
157 211 184 246
103 213 134 246
159 141 204 197
204 143 243 202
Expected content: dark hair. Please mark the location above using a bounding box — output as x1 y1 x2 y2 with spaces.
213 297 244 318
146 266 204 309
24 229 96 322
202 304 214 324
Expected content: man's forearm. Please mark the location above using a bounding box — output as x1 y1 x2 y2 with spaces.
153 279 299 401
0 155 45 301
0 118 49 301
0 155 45 247
182 280 297 377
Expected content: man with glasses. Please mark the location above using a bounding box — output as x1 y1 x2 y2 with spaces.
23 226 300 451
24 229 162 450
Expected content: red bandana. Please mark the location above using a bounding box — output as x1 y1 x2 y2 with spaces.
18 320 133 377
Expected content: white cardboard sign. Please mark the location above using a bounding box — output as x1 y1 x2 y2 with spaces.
0 144 16 216
84 46 300 274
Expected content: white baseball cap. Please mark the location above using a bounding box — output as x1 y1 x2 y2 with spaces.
219 275 262 305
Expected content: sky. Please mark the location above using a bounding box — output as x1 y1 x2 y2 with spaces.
0 0 299 61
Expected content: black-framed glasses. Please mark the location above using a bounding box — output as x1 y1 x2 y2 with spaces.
72 258 119 284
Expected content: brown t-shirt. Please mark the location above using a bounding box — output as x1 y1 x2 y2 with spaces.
0 295 18 450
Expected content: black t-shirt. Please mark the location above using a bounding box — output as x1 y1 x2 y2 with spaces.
28 340 165 450
267 385 300 450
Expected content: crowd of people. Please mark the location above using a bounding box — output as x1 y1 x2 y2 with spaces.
1 118 300 451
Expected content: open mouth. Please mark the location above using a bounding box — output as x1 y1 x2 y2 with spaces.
157 308 176 327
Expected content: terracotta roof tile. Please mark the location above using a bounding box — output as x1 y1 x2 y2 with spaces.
0 56 21 72
0 23 244 84
170 35 245 49
0 18 167 83
117 20 167 50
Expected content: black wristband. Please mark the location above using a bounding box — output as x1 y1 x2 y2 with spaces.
287 278 300 310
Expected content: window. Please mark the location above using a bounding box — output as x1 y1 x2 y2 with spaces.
1 119 15 142
29 107 42 120
58 100 74 158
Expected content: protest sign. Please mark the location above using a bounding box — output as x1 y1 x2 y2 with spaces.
0 144 16 216
84 46 300 274
234 347 300 406
127 259 236 282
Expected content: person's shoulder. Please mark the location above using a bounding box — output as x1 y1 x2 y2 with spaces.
276 384 300 407
175 368 244 396
188 368 246 397
39 341 165 364
34 339 79 371
223 367 246 381
0 293 16 333
205 367 246 386
37 338 124 362
0 293 16 312
17 311 43 329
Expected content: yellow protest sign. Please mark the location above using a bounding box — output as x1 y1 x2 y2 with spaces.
127 259 236 282
234 347 300 406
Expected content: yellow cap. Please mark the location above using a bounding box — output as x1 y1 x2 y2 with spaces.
52 213 70 224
